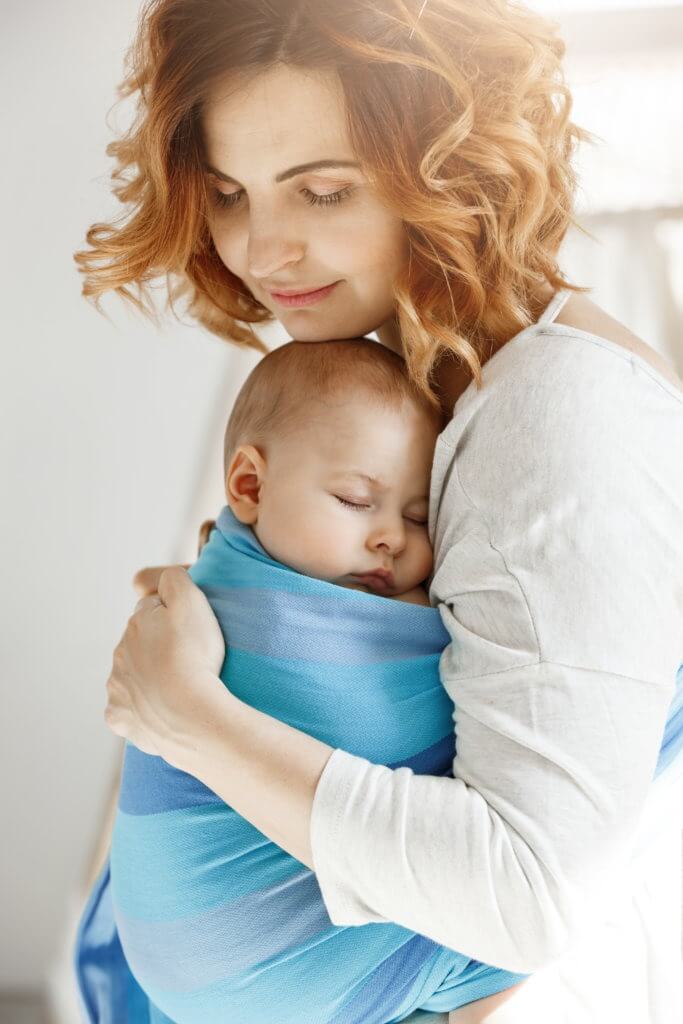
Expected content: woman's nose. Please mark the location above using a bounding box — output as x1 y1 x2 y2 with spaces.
247 224 306 280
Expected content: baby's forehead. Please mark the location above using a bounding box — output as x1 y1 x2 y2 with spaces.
326 467 389 489
305 389 437 428
304 414 435 477
301 404 434 448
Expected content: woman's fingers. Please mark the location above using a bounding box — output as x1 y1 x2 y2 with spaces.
132 566 167 597
133 593 164 615
104 560 227 765
132 563 192 597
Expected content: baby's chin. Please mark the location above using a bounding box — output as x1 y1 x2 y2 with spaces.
339 578 427 599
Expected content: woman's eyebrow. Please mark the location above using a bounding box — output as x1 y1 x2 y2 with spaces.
203 159 361 186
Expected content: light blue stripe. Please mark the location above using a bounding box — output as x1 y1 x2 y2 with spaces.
201 586 450 662
111 806 297 919
140 930 447 1024
116 880 422 995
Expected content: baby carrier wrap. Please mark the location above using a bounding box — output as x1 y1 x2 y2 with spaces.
73 505 683 1024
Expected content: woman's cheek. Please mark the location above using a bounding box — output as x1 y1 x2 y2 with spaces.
208 218 245 275
210 228 237 274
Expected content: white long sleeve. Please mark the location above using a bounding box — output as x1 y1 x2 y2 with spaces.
309 325 683 976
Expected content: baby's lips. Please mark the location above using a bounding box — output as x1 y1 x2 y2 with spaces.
353 573 393 593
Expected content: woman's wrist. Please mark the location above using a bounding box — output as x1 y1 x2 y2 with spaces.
167 672 237 778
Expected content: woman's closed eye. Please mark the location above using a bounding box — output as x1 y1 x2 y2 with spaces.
212 186 355 211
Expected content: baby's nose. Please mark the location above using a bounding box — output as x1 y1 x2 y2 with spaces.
367 521 406 555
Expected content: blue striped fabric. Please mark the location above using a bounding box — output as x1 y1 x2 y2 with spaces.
73 505 683 1023
655 664 683 779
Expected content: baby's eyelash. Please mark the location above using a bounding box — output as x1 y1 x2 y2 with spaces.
335 496 427 524
335 496 369 511
212 186 354 211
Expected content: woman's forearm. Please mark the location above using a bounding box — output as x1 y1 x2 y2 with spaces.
177 679 336 870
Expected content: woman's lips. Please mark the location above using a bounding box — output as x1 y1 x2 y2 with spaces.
269 281 340 307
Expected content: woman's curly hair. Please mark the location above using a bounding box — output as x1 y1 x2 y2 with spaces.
74 0 592 410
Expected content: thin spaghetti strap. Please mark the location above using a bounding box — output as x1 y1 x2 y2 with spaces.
537 288 571 325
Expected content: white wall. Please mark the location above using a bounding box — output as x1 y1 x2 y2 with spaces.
0 0 276 991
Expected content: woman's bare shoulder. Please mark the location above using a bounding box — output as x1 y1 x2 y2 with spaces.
553 293 682 391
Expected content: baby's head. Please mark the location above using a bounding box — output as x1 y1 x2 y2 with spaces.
223 338 445 597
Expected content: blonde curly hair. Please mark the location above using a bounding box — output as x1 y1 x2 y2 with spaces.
74 0 592 410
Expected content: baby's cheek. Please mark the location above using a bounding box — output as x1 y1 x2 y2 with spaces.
418 534 435 575
282 519 347 578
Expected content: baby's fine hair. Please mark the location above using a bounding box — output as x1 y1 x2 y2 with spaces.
223 337 446 479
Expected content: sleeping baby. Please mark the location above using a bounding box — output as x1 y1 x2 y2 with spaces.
221 336 440 608
105 337 530 1024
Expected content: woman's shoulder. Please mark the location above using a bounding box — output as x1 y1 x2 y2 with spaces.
437 292 682 465
504 292 683 403
444 292 682 432
551 292 682 393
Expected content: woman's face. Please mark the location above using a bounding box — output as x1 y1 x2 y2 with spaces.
201 64 410 349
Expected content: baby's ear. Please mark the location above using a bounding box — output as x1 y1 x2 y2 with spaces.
225 444 266 525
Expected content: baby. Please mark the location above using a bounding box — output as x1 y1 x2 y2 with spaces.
103 336 529 1024
220 335 443 609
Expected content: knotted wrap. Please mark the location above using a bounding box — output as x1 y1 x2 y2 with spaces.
74 505 683 1024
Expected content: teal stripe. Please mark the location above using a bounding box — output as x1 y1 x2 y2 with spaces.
225 649 454 759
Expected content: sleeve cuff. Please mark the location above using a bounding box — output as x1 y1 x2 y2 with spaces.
309 746 392 927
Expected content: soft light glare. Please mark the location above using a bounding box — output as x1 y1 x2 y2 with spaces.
531 0 682 11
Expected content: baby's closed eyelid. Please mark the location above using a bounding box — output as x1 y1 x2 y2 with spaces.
333 492 428 520
334 495 370 510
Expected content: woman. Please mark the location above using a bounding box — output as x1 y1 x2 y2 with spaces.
78 0 683 1020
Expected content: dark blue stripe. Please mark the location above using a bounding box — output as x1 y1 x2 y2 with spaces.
329 935 461 1024
119 732 456 816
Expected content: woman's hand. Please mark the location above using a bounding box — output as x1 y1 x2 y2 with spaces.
105 520 226 769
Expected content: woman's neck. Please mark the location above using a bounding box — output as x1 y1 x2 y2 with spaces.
376 282 556 419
